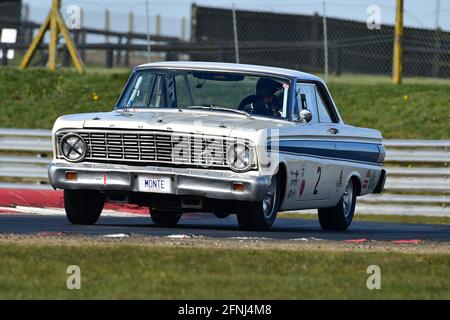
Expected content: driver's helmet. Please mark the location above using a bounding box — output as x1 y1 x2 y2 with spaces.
256 78 281 97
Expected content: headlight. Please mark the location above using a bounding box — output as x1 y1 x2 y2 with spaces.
226 142 254 172
59 133 86 162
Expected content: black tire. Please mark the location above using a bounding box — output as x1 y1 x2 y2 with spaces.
318 178 357 231
237 174 281 231
150 209 182 227
64 189 105 225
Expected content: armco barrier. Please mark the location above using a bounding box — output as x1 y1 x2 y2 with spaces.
1 129 449 216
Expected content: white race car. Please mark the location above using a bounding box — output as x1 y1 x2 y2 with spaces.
49 61 386 231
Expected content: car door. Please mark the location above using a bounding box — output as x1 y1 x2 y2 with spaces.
313 83 348 199
287 82 335 202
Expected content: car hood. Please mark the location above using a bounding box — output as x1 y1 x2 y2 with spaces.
55 109 293 138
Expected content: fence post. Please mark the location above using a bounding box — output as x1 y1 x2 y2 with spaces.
191 4 197 44
104 8 112 68
125 11 133 67
392 0 404 84
19 0 84 73
156 15 161 37
431 29 442 77
190 4 198 61
322 1 328 80
1 48 8 66
22 3 32 44
145 1 151 60
431 0 442 77
106 45 113 68
79 8 85 62
116 36 122 66
232 3 240 64
48 0 60 71
104 9 110 43
181 16 186 41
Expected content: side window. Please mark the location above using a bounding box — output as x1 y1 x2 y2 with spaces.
315 86 334 123
295 83 318 123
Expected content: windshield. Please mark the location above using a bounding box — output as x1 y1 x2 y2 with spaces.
116 69 291 119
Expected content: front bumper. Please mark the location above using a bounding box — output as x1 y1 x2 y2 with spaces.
48 161 270 202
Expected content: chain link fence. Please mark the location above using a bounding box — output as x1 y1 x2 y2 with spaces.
190 4 450 78
0 1 449 78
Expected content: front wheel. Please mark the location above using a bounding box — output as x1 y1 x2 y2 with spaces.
64 189 105 225
237 174 280 231
318 179 357 231
150 209 182 227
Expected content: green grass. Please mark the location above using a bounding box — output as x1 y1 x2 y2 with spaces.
279 213 450 225
0 68 449 139
318 73 450 86
0 68 129 129
327 77 450 139
0 241 448 299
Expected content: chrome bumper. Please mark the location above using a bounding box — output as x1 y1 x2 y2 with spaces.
48 161 270 201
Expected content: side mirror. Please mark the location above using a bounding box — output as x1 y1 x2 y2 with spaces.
298 109 312 123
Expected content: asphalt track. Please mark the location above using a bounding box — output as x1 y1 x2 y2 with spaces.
1 213 449 242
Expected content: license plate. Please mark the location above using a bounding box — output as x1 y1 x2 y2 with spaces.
138 176 172 193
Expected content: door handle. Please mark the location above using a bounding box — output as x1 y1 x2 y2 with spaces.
327 128 339 134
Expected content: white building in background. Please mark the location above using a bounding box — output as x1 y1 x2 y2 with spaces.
0 28 17 59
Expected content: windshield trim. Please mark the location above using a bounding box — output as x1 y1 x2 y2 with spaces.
115 107 294 123
115 68 294 119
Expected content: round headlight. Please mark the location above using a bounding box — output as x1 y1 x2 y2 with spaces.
226 142 254 172
59 133 86 162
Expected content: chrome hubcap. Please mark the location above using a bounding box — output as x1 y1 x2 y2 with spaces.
263 176 277 218
342 181 353 218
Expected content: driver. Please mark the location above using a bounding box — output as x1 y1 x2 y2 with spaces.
238 78 282 117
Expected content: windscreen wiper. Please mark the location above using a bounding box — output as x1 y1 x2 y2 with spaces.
187 105 252 118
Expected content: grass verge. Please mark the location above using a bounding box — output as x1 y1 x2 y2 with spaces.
0 68 449 139
279 212 450 225
0 239 448 299
0 68 128 129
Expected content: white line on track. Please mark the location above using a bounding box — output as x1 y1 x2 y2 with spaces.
0 206 143 218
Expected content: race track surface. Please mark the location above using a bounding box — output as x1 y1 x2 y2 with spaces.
0 213 449 242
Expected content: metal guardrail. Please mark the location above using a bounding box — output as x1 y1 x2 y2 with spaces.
0 128 52 137
0 129 449 216
0 129 52 153
1 129 449 161
383 139 450 148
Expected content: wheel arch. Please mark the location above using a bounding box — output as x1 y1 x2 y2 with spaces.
349 174 362 196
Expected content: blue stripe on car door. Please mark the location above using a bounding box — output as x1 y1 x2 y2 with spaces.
269 140 381 164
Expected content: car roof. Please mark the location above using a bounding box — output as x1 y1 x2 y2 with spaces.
136 61 322 82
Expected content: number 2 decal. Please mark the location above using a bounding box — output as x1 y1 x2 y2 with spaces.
313 167 321 195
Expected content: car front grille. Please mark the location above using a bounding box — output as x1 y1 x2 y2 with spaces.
56 129 253 169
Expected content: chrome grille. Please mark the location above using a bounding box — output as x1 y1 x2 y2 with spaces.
56 129 252 169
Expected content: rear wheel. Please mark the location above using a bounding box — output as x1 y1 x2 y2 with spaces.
64 189 105 225
318 179 356 231
237 174 280 231
150 209 182 227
